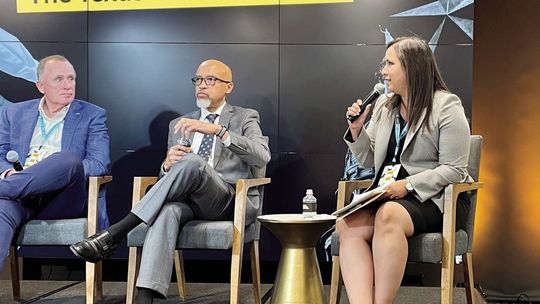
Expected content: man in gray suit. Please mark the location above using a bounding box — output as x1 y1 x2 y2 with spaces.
70 59 271 303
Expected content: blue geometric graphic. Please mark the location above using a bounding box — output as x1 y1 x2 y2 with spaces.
0 27 39 111
382 0 474 52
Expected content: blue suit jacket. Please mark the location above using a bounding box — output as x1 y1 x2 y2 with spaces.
0 98 111 229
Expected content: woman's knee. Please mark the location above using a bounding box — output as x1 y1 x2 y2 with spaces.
374 203 413 235
337 211 375 242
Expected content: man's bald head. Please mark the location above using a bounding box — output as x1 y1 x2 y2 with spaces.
197 59 233 82
194 59 234 111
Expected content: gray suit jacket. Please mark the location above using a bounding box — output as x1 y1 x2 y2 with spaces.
345 91 473 212
167 103 271 223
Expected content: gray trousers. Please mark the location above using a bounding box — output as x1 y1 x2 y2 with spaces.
132 154 235 297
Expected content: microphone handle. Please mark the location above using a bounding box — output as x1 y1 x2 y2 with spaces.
347 91 381 123
13 162 23 171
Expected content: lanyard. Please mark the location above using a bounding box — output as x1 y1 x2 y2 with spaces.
392 115 409 163
38 113 62 146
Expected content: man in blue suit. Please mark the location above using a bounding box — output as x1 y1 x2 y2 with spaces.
0 55 110 271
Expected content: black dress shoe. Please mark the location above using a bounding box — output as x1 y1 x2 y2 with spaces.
70 230 117 263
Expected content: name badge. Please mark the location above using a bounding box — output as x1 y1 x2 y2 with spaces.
378 164 401 188
25 147 47 168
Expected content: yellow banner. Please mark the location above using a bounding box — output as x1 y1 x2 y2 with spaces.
17 0 353 13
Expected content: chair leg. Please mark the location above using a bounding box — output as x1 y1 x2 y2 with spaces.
441 255 456 304
126 247 142 304
174 250 187 301
85 261 96 304
463 252 476 304
250 241 261 304
329 255 342 304
9 247 21 301
230 238 245 304
95 261 103 300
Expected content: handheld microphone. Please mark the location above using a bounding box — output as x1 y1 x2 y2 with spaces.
347 83 386 123
6 150 24 171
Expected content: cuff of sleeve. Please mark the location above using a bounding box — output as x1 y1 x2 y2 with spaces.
344 129 355 143
0 169 10 179
160 163 168 175
221 132 231 147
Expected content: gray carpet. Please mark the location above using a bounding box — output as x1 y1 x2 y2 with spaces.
0 280 485 303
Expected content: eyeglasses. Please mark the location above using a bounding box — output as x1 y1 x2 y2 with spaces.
191 76 231 86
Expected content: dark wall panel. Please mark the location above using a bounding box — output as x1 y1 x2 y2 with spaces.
279 44 386 154
434 45 473 116
280 0 473 45
88 7 278 43
0 2 87 42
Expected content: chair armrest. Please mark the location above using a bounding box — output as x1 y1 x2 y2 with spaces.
336 180 373 209
441 182 484 268
87 176 113 236
442 182 484 229
232 178 271 231
132 177 159 207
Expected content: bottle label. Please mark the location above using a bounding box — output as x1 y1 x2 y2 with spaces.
303 202 317 214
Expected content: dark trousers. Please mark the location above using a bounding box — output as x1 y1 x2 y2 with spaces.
0 151 86 271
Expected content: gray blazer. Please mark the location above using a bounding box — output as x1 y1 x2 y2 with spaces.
345 91 473 212
167 103 271 222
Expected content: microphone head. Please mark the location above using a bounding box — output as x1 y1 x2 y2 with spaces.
373 83 385 94
6 150 19 163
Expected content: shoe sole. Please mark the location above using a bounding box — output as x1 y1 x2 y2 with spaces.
69 244 101 263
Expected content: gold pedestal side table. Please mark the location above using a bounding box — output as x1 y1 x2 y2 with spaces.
258 214 336 304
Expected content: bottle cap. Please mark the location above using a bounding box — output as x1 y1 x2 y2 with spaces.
306 189 313 195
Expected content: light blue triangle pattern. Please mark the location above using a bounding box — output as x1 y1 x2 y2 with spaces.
429 18 446 53
449 0 474 13
384 0 474 53
379 25 394 44
391 1 446 17
449 15 474 39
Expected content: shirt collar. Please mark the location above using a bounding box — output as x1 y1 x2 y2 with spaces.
200 101 226 120
38 97 71 122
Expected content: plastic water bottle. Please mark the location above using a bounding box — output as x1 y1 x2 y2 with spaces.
302 189 317 218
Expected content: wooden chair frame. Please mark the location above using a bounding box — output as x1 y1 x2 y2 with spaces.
126 176 270 304
329 179 484 304
9 175 112 304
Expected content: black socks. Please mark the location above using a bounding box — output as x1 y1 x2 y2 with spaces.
106 212 142 244
135 287 155 304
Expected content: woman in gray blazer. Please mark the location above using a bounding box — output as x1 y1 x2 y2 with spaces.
338 36 472 304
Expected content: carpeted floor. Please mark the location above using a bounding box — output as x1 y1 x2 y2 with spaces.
0 280 486 303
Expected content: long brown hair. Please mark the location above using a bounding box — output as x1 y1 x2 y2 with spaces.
386 37 449 130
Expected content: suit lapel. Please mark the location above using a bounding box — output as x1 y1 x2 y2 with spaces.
403 108 426 152
187 110 201 143
213 103 233 169
19 101 40 163
374 106 394 171
61 100 82 150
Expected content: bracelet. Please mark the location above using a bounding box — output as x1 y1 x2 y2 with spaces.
217 125 227 138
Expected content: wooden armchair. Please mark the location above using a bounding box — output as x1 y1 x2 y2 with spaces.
9 175 112 304
329 135 484 304
126 176 270 304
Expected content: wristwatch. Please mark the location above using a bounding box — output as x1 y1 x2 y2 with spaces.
216 125 228 139
405 178 414 193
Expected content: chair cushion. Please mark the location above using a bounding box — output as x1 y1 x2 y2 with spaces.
15 218 88 246
331 229 468 264
127 220 258 250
